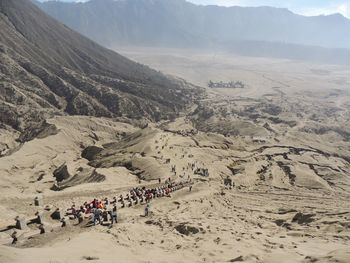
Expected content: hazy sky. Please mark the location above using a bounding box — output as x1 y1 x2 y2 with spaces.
39 0 350 18
189 0 350 18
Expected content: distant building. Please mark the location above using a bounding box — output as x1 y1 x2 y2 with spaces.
208 80 245 89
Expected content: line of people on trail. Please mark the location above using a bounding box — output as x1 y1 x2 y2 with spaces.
65 179 192 226
9 179 193 245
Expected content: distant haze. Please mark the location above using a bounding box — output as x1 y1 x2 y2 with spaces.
36 0 350 64
37 0 350 18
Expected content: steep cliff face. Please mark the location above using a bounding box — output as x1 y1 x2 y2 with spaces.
0 0 200 143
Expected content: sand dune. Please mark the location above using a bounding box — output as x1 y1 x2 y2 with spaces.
1 50 350 262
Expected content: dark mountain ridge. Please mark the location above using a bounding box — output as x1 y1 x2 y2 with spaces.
0 0 200 143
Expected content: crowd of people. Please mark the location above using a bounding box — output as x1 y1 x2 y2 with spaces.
9 179 193 245
65 179 193 226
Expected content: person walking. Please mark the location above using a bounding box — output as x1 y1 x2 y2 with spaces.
11 231 18 245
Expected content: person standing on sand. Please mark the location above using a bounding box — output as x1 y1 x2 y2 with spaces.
111 204 118 224
11 231 18 245
144 203 150 217
39 224 45 234
77 211 84 224
189 185 192 192
93 208 102 226
61 217 66 227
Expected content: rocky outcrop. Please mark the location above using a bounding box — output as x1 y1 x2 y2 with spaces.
53 164 71 183
175 223 202 236
81 146 104 161
292 212 316 225
51 167 105 191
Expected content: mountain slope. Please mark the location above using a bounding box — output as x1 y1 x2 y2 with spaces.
36 0 350 49
0 0 200 145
